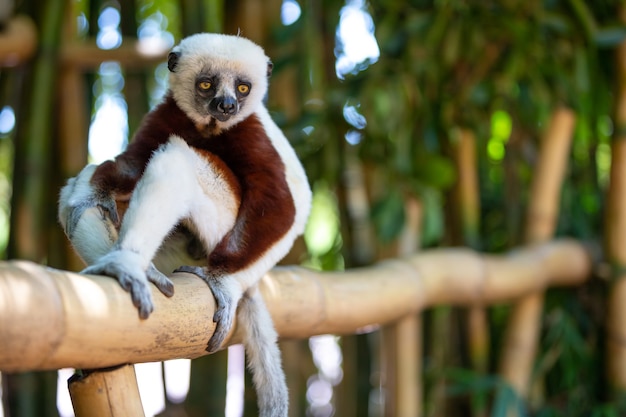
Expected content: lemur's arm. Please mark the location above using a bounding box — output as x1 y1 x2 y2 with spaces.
200 115 296 276
61 102 174 235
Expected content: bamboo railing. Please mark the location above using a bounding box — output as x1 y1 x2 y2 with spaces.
0 239 593 416
0 239 591 372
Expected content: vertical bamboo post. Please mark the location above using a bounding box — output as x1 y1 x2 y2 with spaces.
382 197 422 417
336 155 377 417
498 108 575 398
58 0 88 272
606 6 626 394
68 365 145 417
454 128 489 416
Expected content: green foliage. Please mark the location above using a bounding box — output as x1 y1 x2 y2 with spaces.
442 368 527 417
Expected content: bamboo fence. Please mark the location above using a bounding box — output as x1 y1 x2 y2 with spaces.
0 239 590 373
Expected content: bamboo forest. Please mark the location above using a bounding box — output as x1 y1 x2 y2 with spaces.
2 0 626 416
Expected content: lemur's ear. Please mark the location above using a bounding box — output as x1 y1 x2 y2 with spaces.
266 60 273 78
168 51 181 72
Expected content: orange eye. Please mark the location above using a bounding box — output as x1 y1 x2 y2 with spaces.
198 81 211 90
237 84 250 94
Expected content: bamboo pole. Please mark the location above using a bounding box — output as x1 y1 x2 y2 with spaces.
455 129 488 367
606 6 626 394
60 40 169 70
454 128 489 416
58 2 89 273
68 365 145 417
382 197 422 417
498 108 576 398
0 239 590 373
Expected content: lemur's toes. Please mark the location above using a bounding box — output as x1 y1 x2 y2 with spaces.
97 198 120 225
125 277 154 319
174 265 206 276
82 250 154 319
147 264 175 297
175 265 235 352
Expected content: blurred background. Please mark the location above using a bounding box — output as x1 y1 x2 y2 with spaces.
1 0 626 416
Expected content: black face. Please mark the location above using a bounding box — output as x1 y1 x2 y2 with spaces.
195 75 252 122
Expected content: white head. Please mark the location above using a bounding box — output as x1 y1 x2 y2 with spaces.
167 33 273 131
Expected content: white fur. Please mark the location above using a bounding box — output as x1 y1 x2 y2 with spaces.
169 34 269 131
66 206 117 265
58 164 118 264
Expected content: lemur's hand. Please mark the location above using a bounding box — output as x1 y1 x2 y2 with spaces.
82 250 174 319
59 164 120 239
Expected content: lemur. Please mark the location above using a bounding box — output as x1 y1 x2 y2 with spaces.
58 33 312 417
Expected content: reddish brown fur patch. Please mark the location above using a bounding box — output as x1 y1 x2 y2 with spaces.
199 116 296 274
90 93 296 273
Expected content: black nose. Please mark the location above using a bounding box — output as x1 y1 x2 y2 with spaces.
217 97 237 114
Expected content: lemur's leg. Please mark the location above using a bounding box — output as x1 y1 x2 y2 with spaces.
58 164 119 265
58 165 196 301
82 136 238 318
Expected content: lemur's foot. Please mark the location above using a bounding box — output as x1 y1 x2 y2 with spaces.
175 265 237 352
82 250 173 319
147 263 175 297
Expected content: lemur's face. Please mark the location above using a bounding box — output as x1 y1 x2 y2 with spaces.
167 34 272 131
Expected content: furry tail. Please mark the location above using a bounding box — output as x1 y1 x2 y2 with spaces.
239 288 288 417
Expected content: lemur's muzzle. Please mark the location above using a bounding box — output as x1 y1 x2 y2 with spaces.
209 96 238 121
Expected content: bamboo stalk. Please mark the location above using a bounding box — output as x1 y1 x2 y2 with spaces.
0 239 590 373
606 7 626 393
455 129 488 369
58 60 88 273
382 197 422 417
68 365 145 417
498 107 576 397
454 128 489 416
606 141 626 392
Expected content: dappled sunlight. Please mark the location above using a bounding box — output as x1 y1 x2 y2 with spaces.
4 262 53 313
281 0 301 26
137 12 175 57
225 345 245 417
0 106 14 134
88 93 128 163
56 369 74 417
335 0 379 79
307 335 343 417
96 6 121 50
136 362 166 416
62 272 110 317
164 358 191 403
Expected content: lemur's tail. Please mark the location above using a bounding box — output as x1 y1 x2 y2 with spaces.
239 288 289 417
